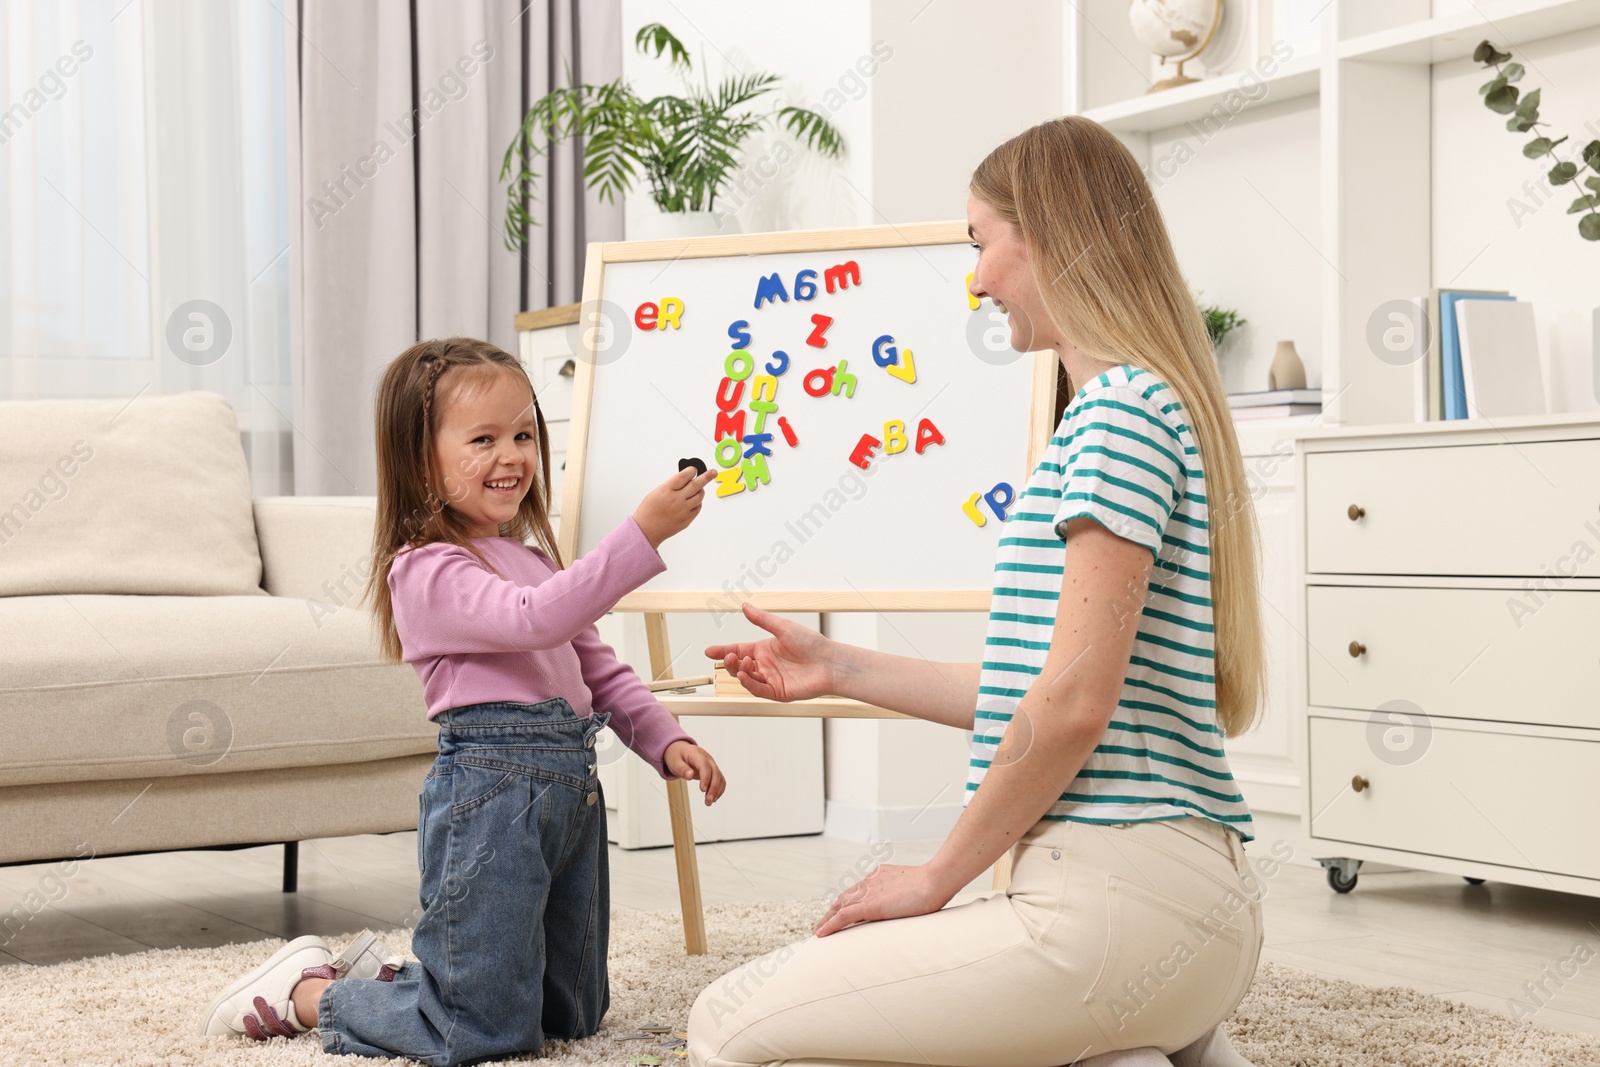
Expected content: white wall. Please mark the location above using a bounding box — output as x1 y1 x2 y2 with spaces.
1148 93 1323 394
1431 25 1600 411
618 0 876 235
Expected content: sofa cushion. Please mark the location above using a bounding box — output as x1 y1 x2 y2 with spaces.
0 593 437 788
0 390 265 596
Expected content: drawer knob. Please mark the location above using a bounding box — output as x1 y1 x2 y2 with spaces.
1352 774 1369 793
1347 504 1365 521
558 358 576 377
1348 640 1366 658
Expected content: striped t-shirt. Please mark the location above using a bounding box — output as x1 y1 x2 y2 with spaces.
964 363 1254 843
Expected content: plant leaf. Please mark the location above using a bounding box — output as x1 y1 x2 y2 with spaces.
1583 140 1600 167
634 22 691 71
1586 176 1600 192
1473 40 1511 64
1580 213 1600 240
1550 160 1579 185
1484 84 1519 113
1503 62 1524 82
1515 87 1541 114
1507 114 1536 132
1479 76 1505 96
1524 136 1552 157
777 107 846 158
1567 194 1600 214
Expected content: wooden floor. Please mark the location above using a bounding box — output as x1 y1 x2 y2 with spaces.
2 822 1598 1039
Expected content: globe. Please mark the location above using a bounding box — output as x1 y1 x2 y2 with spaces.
1128 0 1222 60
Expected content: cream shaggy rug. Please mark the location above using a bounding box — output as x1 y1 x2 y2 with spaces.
3 897 1597 1066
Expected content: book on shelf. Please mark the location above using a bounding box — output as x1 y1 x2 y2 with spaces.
1227 388 1321 409
1426 287 1513 420
1456 298 1545 418
1231 403 1323 420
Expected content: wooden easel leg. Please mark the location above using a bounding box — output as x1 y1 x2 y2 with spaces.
644 611 707 954
992 847 1015 890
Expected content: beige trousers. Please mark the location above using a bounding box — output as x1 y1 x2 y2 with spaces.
687 816 1265 1067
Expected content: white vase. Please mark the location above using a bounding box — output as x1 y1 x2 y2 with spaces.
628 207 738 242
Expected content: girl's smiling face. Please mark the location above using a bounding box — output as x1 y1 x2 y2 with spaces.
431 367 540 538
966 192 1064 354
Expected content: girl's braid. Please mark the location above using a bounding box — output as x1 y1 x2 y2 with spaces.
419 355 448 521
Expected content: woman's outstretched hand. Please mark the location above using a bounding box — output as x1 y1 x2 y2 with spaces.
811 863 958 937
703 602 837 703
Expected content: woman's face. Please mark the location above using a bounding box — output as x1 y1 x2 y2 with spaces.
430 367 540 538
967 192 1062 354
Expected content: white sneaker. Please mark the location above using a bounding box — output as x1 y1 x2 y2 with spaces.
332 930 403 981
197 934 336 1040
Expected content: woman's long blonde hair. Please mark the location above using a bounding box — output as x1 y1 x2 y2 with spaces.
361 337 564 664
971 116 1264 738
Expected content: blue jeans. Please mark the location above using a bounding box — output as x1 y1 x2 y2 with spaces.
319 698 612 1066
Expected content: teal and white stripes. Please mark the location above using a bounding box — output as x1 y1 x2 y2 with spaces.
964 364 1254 843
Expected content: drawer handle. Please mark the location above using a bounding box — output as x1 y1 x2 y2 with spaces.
1348 640 1366 658
1347 504 1365 521
1351 774 1369 793
558 358 575 377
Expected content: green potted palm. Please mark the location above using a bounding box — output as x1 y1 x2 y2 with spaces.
500 23 845 245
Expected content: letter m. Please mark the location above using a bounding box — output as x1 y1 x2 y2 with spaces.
823 260 861 293
754 272 789 309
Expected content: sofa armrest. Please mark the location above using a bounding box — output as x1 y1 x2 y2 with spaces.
254 496 378 603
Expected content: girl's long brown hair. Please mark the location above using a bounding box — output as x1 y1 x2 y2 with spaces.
362 337 564 663
971 116 1265 739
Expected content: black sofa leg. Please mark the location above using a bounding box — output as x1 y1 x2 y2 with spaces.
283 841 299 893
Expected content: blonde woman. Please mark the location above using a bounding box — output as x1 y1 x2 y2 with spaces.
691 116 1267 1067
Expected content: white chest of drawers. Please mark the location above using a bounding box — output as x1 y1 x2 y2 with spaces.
1297 412 1600 897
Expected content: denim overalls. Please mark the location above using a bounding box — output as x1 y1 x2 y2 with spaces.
318 697 612 1066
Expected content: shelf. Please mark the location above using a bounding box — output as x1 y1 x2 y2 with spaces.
1081 52 1320 134
1338 0 1600 63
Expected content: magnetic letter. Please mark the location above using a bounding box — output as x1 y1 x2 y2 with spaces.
830 359 856 398
742 433 773 459
849 434 882 470
883 420 907 455
962 492 987 527
766 349 790 376
778 416 798 447
754 272 789 309
658 297 683 330
885 349 917 383
914 418 945 454
728 320 751 349
634 302 658 330
871 334 899 367
965 273 979 311
714 409 747 442
716 377 745 411
742 453 771 490
803 366 834 397
749 398 778 433
725 351 754 381
984 482 1016 522
715 436 743 469
794 269 818 301
750 374 777 402
806 313 833 348
823 260 861 293
715 467 746 497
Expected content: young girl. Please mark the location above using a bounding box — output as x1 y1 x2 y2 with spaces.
199 336 725 1065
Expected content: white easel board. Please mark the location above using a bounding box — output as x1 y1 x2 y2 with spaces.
556 222 1056 612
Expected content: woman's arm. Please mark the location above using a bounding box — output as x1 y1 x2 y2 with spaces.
812 516 1153 935
828 645 982 730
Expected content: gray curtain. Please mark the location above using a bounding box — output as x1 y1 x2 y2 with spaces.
290 0 622 497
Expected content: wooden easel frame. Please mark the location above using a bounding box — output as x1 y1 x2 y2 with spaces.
555 222 1056 953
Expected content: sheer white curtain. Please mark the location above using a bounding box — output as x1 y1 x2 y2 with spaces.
0 0 294 497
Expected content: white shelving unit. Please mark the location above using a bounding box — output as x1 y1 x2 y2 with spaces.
1066 0 1600 828
1068 0 1600 427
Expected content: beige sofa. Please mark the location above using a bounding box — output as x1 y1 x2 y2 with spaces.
0 390 436 888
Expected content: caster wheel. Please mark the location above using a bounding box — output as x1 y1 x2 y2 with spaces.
1327 865 1358 893
1464 877 1486 886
